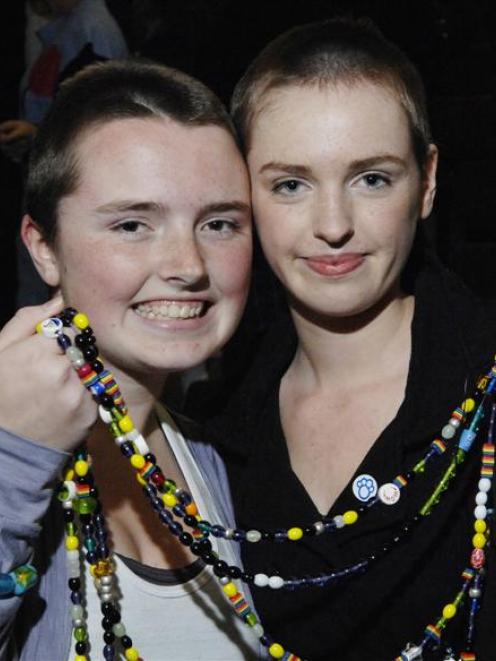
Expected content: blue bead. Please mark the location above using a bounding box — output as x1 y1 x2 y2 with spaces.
173 504 185 517
90 381 106 397
168 521 183 536
0 573 16 597
159 510 172 524
211 525 225 538
459 429 477 451
103 643 115 659
70 591 81 605
57 333 72 350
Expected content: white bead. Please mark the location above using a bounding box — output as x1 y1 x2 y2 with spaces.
112 622 126 637
475 505 487 520
100 584 113 595
224 528 235 539
100 575 113 586
268 575 284 589
101 593 114 602
66 346 84 364
441 424 456 439
254 573 269 587
66 563 80 579
63 480 77 500
246 530 262 543
62 500 73 510
449 417 461 428
219 576 230 585
469 587 482 598
72 618 84 628
131 432 150 455
40 317 63 338
252 624 264 637
65 550 79 562
333 515 345 528
99 405 113 424
314 521 325 535
71 604 83 619
114 434 127 446
475 491 488 506
479 478 492 492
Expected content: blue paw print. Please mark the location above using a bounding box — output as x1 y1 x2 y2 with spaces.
353 474 377 502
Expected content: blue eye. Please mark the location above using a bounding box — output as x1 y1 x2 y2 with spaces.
273 179 305 195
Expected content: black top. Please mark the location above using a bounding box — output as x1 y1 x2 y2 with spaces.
206 262 496 660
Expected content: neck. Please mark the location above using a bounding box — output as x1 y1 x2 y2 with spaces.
288 291 414 392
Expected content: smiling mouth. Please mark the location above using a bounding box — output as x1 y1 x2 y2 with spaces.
134 301 208 320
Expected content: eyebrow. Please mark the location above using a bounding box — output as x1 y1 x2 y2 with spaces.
259 154 407 176
95 199 250 216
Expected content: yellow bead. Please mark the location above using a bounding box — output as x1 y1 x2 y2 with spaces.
287 527 303 541
163 493 178 507
474 519 487 533
473 533 486 549
130 454 145 469
268 643 285 659
442 603 457 619
462 398 475 413
118 415 134 433
72 312 89 330
74 656 87 661
124 648 140 661
89 564 97 577
343 510 358 525
223 582 238 597
136 473 147 486
65 468 75 481
35 322 44 335
74 460 89 477
65 535 79 550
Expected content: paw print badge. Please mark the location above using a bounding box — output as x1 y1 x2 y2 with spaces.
352 474 378 502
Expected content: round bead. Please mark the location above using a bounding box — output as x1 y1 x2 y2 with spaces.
253 623 264 637
474 505 487 520
112 622 126 637
118 415 134 433
65 536 79 551
162 493 177 508
73 313 89 330
343 510 358 525
287 527 303 541
473 533 486 549
474 519 487 533
475 491 488 506
71 604 84 620
478 478 492 493
469 587 482 598
38 317 64 338
333 515 345 528
246 530 262 543
268 643 285 658
74 460 89 477
66 347 84 364
222 582 238 597
74 655 87 661
254 574 269 588
268 575 284 589
124 648 139 661
441 424 456 439
98 406 113 424
462 398 475 412
471 548 485 568
185 502 198 516
442 603 457 619
130 454 145 469
314 521 325 534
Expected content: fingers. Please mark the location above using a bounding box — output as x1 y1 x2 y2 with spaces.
0 294 64 351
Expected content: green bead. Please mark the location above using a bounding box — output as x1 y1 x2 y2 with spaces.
66 522 75 536
245 613 258 627
74 497 96 515
74 626 87 641
84 537 96 551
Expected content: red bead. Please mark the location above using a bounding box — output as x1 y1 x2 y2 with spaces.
150 470 165 487
471 548 485 569
77 363 93 378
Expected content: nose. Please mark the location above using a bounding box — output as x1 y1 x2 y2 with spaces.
312 187 354 246
156 228 208 289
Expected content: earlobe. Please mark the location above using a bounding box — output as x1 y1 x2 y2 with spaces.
21 215 61 287
420 144 438 219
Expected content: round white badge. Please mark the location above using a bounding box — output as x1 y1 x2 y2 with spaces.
40 317 63 338
378 482 401 505
352 474 378 502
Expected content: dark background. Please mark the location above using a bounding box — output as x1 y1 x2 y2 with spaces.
2 0 496 330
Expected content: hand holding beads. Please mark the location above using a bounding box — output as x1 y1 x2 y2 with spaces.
0 298 98 451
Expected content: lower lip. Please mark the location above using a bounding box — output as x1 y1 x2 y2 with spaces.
305 255 365 277
132 306 212 332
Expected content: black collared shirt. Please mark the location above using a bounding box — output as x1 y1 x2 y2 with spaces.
207 263 496 660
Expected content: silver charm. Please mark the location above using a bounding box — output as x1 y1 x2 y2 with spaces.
378 482 401 505
399 643 423 660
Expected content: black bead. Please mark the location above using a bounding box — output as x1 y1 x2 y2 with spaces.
64 510 75 522
101 602 113 615
198 538 212 552
89 486 99 498
110 609 121 624
241 572 254 584
190 541 203 556
83 345 98 361
261 531 275 542
68 577 81 591
183 515 198 528
92 359 104 373
179 532 193 546
104 631 115 644
75 641 87 654
121 635 132 649
101 616 113 630
213 560 229 577
75 334 92 348
144 453 156 463
228 565 242 579
86 551 97 564
303 525 316 536
82 327 96 342
100 394 114 411
202 551 217 565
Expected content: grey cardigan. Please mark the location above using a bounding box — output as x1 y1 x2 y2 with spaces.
0 421 251 660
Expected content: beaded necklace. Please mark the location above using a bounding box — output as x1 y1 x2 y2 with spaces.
36 309 494 660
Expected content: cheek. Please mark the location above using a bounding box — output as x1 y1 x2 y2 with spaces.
210 243 252 298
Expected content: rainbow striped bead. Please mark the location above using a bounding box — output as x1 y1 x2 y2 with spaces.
481 444 494 477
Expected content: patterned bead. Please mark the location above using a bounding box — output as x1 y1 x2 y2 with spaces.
471 548 485 569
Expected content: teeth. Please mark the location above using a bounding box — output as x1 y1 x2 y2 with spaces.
135 301 205 320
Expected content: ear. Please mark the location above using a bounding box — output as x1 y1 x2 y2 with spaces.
419 144 438 219
21 215 61 287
